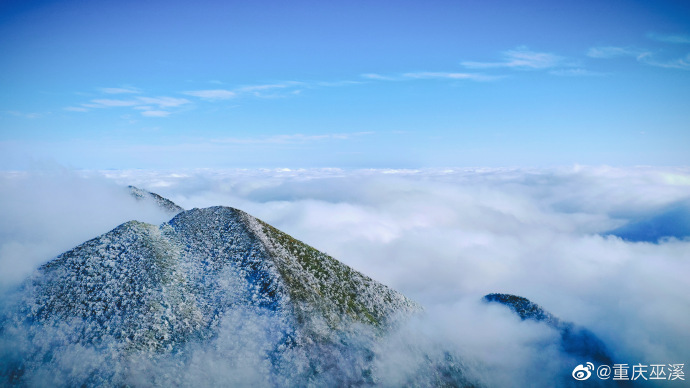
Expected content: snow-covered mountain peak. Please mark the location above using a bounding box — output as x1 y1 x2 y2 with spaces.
1 205 421 386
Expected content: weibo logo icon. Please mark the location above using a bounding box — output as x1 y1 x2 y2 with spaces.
572 362 594 381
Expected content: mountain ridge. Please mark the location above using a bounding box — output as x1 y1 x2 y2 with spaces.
1 205 424 386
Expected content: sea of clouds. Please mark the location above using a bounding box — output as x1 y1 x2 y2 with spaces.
1 165 689 386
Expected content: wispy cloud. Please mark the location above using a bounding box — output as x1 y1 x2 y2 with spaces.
64 106 89 112
461 47 564 70
647 32 690 44
586 46 649 59
360 71 497 82
3 110 44 119
183 89 236 100
316 80 362 87
73 95 191 117
88 99 140 107
140 110 171 117
212 131 374 145
549 68 605 77
588 46 689 70
361 73 397 81
136 96 190 108
100 87 141 94
644 53 690 70
235 83 296 93
184 82 304 101
402 72 499 81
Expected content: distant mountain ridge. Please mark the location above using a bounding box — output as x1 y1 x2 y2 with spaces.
484 294 614 366
128 185 184 214
604 199 690 243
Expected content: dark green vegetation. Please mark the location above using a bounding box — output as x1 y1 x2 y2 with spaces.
257 219 415 330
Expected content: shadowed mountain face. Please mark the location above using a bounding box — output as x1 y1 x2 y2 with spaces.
483 294 613 366
483 294 626 388
0 206 430 386
605 200 690 243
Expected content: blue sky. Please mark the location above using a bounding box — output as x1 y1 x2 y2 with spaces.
1 0 689 169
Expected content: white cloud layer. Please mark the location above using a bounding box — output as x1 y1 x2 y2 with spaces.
1 166 689 384
102 166 690 361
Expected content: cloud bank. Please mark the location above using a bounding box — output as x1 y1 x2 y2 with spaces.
104 167 690 360
1 166 689 385
0 168 176 291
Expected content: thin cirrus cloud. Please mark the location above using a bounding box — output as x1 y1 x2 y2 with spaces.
182 89 237 100
360 73 398 81
86 99 140 108
646 32 690 44
63 106 89 112
360 48 571 82
645 53 690 70
183 82 304 101
360 71 498 82
136 96 190 108
235 83 298 93
402 72 499 81
211 131 374 145
588 45 690 70
72 94 191 117
548 68 604 77
139 110 170 118
3 110 43 119
586 46 649 59
461 47 564 70
100 87 141 94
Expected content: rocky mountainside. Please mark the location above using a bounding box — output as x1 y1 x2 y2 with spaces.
0 206 423 386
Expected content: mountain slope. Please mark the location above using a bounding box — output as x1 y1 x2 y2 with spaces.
1 206 420 386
